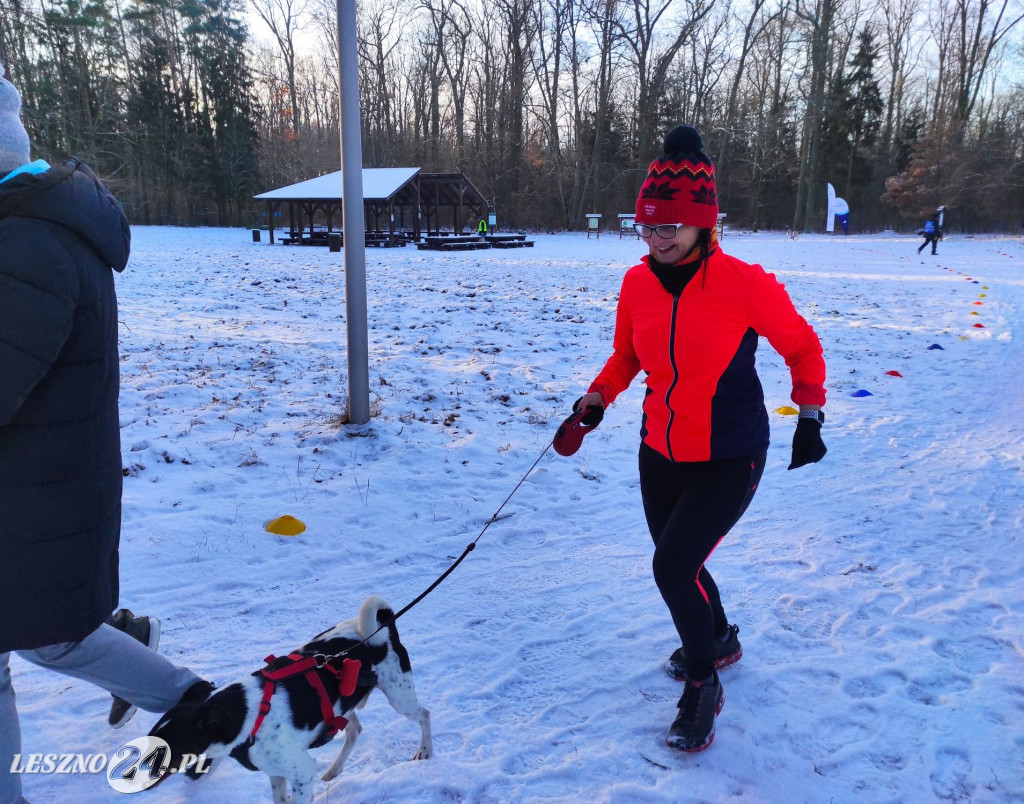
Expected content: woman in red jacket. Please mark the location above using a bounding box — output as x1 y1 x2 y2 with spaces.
570 125 827 753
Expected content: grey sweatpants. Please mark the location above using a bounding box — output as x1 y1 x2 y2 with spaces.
0 623 202 803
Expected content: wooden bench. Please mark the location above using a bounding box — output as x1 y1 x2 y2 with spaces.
416 235 489 251
417 241 490 251
365 233 406 248
279 231 330 246
280 234 329 246
485 233 534 248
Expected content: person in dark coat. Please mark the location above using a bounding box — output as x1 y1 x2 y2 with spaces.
0 64 208 804
918 214 940 255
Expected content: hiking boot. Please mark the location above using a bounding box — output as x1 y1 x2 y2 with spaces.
107 609 161 728
665 624 742 681
666 673 724 752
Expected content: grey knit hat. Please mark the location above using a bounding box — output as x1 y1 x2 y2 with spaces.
0 62 31 173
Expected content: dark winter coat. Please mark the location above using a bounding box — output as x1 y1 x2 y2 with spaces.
0 159 130 652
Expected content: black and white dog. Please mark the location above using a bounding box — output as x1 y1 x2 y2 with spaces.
149 595 432 803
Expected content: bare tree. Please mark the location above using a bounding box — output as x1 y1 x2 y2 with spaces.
348 0 410 163
877 0 922 149
421 0 472 161
531 0 587 227
250 0 310 134
792 0 838 230
494 0 538 214
685 4 730 130
941 0 1023 131
620 0 716 162
579 0 628 212
717 0 779 172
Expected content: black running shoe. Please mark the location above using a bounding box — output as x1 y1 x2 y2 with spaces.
665 624 742 681
107 609 161 728
666 673 724 752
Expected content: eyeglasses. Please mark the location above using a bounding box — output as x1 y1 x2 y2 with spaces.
633 222 686 239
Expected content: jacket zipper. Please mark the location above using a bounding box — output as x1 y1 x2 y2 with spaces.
663 292 681 461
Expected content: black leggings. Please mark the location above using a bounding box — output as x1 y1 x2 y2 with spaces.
638 443 766 680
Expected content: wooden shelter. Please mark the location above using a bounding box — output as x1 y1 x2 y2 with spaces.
254 168 488 245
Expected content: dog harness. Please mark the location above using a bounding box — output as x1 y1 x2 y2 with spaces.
249 652 362 740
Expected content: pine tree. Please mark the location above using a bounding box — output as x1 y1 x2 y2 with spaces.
183 0 261 224
820 26 883 228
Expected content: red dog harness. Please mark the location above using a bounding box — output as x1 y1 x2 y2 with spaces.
250 653 362 740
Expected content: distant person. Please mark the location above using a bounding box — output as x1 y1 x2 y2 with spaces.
0 63 210 804
478 218 488 235
918 214 940 255
561 125 827 753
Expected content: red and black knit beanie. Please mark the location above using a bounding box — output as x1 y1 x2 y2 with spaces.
635 125 718 229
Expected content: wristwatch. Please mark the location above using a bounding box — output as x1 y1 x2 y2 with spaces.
798 409 825 424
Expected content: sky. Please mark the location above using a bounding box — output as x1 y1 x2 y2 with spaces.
8 227 1024 803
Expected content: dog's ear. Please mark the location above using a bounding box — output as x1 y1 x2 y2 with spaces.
197 704 234 743
195 684 247 745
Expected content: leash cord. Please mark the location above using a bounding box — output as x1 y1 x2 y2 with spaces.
324 439 554 662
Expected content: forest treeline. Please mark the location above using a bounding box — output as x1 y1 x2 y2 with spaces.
1 0 1022 232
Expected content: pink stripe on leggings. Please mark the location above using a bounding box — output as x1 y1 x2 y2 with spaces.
694 534 727 604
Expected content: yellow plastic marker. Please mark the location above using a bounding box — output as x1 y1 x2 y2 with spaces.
774 406 799 415
265 515 306 536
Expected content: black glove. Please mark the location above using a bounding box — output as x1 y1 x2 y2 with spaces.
788 416 827 470
572 395 605 427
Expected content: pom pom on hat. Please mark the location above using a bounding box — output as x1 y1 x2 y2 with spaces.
663 124 704 153
0 62 31 174
635 124 718 229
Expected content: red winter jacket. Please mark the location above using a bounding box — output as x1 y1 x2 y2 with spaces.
589 248 826 462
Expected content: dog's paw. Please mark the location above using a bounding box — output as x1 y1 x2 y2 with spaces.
185 757 218 780
412 746 432 761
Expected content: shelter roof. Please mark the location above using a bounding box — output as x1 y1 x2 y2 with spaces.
417 172 488 210
254 167 421 202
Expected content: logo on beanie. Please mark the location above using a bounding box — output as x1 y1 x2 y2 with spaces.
640 180 679 201
691 185 717 206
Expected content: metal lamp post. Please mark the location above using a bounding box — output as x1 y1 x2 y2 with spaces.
337 0 370 424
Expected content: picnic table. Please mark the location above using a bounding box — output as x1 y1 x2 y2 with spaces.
416 234 489 251
280 231 330 246
365 232 406 248
276 230 409 248
484 233 534 249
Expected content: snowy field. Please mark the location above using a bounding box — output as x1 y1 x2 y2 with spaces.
10 228 1024 803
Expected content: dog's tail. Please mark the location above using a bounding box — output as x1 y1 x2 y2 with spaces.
358 595 394 646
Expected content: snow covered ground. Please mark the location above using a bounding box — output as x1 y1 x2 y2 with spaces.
10 228 1024 803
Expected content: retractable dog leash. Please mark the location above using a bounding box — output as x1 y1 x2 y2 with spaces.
552 404 604 456
319 405 602 663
